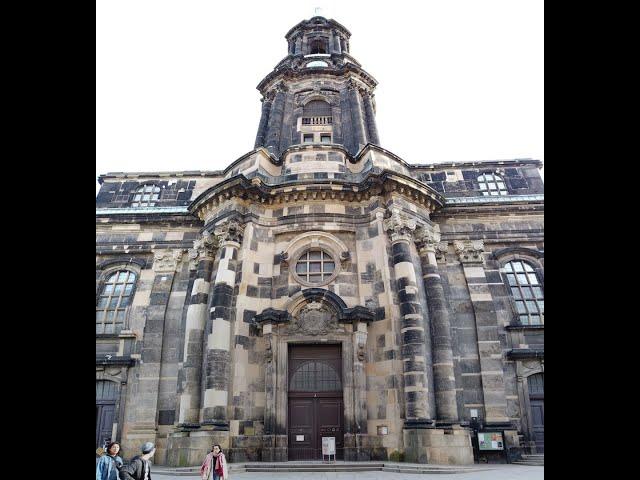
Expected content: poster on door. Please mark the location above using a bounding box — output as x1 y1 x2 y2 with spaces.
322 437 336 455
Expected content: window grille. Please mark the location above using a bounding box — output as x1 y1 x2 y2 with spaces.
290 361 342 391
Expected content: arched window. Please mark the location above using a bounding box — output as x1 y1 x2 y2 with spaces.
309 37 328 54
303 100 332 118
477 173 508 196
503 260 544 325
290 361 342 391
96 270 137 334
131 184 160 207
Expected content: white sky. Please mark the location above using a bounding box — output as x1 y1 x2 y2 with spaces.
96 0 543 191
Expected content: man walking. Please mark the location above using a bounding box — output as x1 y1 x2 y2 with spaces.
119 442 156 480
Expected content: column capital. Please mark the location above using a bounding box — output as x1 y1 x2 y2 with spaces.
383 208 417 243
414 225 441 255
214 218 244 245
152 249 185 273
454 240 485 264
188 231 220 270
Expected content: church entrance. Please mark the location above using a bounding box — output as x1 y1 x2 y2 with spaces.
288 344 344 460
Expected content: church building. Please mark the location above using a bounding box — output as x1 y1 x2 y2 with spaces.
96 15 544 466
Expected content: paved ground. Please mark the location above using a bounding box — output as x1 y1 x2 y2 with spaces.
154 464 543 480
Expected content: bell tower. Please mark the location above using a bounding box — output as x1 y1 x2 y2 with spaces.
254 15 380 156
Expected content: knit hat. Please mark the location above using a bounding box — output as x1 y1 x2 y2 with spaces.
141 442 155 454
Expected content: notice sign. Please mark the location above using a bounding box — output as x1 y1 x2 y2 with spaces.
322 436 336 455
296 435 304 442
478 432 504 451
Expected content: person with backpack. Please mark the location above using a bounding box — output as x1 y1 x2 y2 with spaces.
119 442 156 480
96 441 123 480
200 444 228 480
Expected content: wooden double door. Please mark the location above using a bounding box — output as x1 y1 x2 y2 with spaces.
288 344 344 460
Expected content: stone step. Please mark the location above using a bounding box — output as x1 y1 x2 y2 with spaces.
154 462 487 475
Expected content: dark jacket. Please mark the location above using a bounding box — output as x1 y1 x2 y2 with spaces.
119 456 151 480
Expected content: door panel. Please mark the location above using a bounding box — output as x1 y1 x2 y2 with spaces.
530 400 544 453
288 344 344 460
289 398 315 455
96 404 115 449
317 398 343 455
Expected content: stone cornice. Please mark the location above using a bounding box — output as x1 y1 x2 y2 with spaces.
506 348 544 360
257 61 377 94
189 170 445 222
409 158 543 171
285 17 352 40
95 355 136 367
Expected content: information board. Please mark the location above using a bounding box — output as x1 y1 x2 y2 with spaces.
478 432 504 451
322 437 336 455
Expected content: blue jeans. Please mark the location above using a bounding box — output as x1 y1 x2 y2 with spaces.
212 474 221 480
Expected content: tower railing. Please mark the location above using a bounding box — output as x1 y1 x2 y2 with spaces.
302 116 333 125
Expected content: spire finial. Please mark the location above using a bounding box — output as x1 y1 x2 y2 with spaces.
314 7 323 17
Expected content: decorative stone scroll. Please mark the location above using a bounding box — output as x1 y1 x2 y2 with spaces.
454 240 485 264
152 249 184 273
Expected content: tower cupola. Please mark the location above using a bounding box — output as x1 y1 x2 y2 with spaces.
254 16 380 157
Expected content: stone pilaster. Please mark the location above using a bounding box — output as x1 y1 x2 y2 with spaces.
415 226 459 425
264 84 286 154
254 92 274 148
455 240 509 425
128 249 184 445
362 92 380 145
383 209 433 427
348 81 367 151
176 232 219 425
201 219 244 428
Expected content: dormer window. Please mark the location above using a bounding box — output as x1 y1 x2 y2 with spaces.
478 173 508 196
131 184 161 207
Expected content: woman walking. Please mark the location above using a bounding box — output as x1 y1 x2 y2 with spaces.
96 441 123 480
200 444 228 480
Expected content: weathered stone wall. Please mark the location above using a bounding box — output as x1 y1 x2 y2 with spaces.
96 166 543 465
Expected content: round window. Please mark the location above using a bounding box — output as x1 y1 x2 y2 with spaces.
294 249 336 285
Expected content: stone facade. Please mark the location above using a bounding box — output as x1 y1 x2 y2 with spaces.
96 15 543 466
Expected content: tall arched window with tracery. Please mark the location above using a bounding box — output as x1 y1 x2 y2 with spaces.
131 184 160 207
96 270 137 334
502 260 544 325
